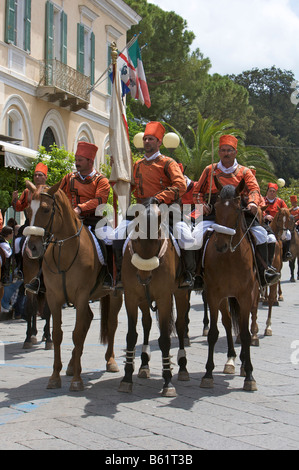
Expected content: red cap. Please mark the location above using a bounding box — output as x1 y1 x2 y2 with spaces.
34 162 48 176
75 142 98 161
144 121 166 141
219 135 238 149
268 183 278 191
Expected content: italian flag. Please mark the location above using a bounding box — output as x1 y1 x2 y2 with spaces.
118 40 151 108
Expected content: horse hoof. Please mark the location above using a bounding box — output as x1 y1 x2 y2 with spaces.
178 370 190 381
31 336 38 345
278 296 283 301
23 341 33 350
290 277 295 282
200 377 214 388
223 364 235 374
243 379 257 392
264 328 272 336
138 367 150 379
251 337 260 347
45 341 53 350
47 378 61 389
162 386 177 397
70 380 84 392
118 381 133 393
106 362 119 373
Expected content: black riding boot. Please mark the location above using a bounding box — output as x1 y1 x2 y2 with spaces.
1 257 11 286
256 243 280 287
179 249 196 289
282 240 292 262
113 242 123 290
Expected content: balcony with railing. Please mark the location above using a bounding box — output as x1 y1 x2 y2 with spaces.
37 60 90 112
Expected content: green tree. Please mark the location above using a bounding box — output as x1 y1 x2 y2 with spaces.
29 144 75 186
230 66 299 183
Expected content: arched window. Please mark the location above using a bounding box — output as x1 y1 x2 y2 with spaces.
41 127 56 151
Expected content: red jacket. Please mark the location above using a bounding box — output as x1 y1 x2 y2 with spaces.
263 197 287 218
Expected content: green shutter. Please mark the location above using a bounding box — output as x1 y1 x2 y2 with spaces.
24 0 31 53
5 0 16 45
90 32 95 85
77 24 85 74
45 1 54 84
61 11 67 65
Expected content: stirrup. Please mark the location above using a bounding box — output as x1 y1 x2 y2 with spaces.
264 267 281 287
179 272 194 289
25 277 40 294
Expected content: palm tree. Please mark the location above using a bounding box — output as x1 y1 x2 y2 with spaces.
166 112 276 184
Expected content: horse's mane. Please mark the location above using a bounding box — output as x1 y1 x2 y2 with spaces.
219 185 238 200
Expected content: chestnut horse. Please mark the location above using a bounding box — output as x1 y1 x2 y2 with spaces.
118 203 190 397
288 215 299 282
24 181 121 391
263 207 290 336
201 179 257 391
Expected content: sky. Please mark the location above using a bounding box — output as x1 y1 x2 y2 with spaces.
149 0 299 81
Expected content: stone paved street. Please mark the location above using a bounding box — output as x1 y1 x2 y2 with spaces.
0 263 298 451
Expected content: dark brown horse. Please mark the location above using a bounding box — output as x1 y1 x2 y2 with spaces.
118 203 190 397
288 215 299 282
24 181 121 391
22 254 52 350
201 179 257 391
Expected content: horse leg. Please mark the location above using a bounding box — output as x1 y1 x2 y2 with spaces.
289 259 295 282
119 303 138 393
200 304 219 388
184 291 191 346
202 290 209 336
175 290 190 382
250 284 259 346
42 301 53 350
23 294 37 349
220 300 236 374
158 300 176 397
138 302 152 379
264 284 275 336
47 304 63 389
239 309 257 391
277 281 283 302
103 292 122 373
67 303 93 391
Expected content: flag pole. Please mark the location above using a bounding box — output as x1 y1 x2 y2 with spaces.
111 42 119 230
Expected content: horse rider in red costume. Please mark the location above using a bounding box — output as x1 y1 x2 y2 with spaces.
264 182 292 261
111 121 200 290
192 134 281 287
26 142 111 293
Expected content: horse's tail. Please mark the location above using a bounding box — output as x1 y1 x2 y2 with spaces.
228 297 240 336
100 294 110 344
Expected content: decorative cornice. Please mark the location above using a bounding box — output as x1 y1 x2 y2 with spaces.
89 0 141 30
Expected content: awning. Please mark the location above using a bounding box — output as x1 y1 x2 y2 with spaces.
0 140 38 171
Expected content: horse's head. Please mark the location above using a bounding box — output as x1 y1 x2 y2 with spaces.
213 178 244 253
272 206 290 240
129 203 167 285
23 181 59 259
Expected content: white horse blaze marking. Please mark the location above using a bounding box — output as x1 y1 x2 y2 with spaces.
30 199 40 227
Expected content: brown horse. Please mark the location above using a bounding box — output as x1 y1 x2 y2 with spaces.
288 215 299 282
23 181 121 391
263 207 290 336
118 203 190 397
201 179 257 391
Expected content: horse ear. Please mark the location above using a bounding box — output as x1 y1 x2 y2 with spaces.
214 175 222 192
48 180 61 196
26 181 36 193
235 178 245 196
